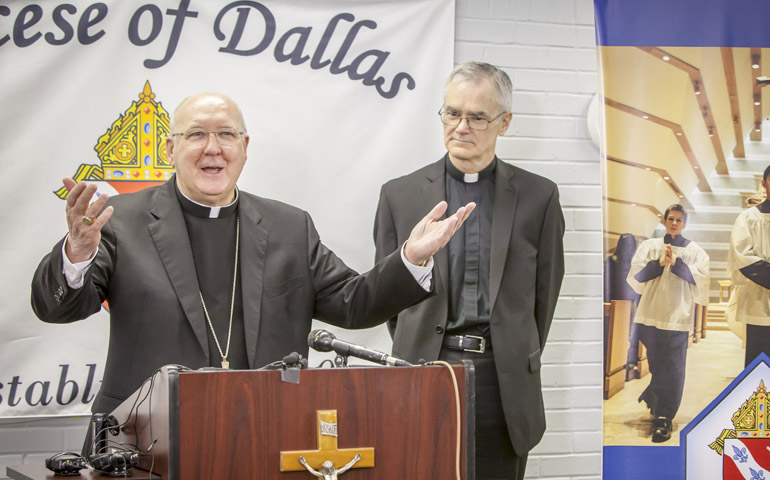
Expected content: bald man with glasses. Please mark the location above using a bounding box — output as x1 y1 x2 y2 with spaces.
374 62 565 480
31 92 474 417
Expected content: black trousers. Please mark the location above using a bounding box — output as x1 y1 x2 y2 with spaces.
439 347 528 480
746 324 770 367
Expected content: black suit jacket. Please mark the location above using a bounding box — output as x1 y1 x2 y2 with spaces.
32 179 427 414
374 157 565 454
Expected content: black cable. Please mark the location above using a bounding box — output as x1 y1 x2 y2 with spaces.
89 372 155 458
92 365 190 478
87 368 161 477
315 359 336 368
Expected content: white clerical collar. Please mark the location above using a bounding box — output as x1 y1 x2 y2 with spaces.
178 188 239 218
444 155 496 184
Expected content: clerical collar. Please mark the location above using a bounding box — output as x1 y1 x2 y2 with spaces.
445 155 496 183
175 182 239 219
758 199 770 214
663 234 689 247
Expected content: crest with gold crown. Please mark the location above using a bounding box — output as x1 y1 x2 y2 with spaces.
709 381 770 454
54 81 174 198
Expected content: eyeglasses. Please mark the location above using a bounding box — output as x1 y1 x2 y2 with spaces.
170 129 245 146
438 109 507 131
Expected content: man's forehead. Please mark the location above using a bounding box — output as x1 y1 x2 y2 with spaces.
446 76 493 91
175 95 240 125
181 113 238 127
444 78 498 111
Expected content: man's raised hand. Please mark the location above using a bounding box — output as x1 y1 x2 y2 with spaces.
403 201 476 266
63 178 113 263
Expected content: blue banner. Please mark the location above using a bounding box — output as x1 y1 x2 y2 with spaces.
595 0 770 47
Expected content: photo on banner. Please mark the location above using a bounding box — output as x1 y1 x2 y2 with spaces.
595 0 770 478
0 0 454 417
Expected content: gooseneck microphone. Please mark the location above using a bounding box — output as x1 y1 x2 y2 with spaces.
307 329 412 367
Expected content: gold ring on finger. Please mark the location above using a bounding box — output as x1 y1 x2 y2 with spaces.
81 215 95 226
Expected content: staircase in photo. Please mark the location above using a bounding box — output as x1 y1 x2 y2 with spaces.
687 140 770 332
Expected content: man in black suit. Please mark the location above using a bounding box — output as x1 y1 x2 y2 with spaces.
31 92 474 415
374 62 565 480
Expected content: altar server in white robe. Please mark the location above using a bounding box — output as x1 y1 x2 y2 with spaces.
728 165 770 367
627 204 710 443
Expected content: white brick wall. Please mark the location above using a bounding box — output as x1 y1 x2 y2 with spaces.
1 1 602 478
0 416 90 478
454 0 602 478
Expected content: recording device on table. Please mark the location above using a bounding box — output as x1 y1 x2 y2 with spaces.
45 452 86 476
88 450 141 476
46 413 141 477
307 329 412 367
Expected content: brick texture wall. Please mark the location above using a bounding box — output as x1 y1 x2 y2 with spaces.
455 0 602 478
0 1 602 478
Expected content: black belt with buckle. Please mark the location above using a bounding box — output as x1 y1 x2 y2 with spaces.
442 335 491 353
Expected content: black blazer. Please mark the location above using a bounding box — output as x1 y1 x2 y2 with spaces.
32 178 427 414
374 157 565 455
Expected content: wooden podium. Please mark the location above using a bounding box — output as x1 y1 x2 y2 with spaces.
99 363 473 479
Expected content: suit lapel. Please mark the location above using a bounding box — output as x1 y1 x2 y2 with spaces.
237 197 267 369
147 181 209 361
490 159 517 312
421 158 449 295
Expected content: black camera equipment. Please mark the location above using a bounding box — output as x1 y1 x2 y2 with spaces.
89 451 141 477
82 413 120 458
45 452 86 476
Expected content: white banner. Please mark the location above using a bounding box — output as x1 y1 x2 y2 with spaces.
0 0 454 417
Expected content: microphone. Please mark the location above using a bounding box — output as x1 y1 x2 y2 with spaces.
282 352 308 369
283 352 300 364
307 329 412 367
257 352 308 371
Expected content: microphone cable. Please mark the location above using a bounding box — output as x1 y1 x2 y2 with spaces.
424 360 462 480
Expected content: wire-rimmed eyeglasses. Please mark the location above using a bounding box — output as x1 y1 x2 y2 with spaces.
170 129 245 146
438 108 507 131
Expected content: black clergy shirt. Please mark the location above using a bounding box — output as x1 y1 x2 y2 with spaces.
445 155 495 337
176 184 249 369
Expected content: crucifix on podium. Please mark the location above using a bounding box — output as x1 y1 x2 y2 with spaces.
280 409 374 477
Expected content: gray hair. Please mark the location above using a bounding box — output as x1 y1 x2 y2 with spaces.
169 92 248 134
446 61 513 113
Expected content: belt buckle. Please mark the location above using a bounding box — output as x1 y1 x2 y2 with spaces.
463 335 486 353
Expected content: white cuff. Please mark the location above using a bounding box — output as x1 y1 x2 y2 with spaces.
61 235 98 289
400 243 433 291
